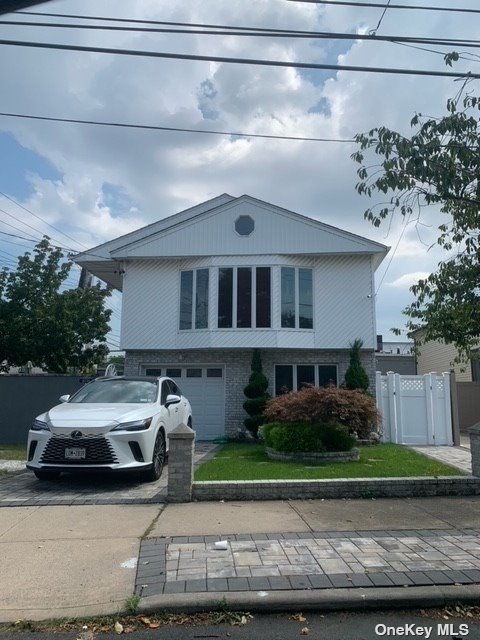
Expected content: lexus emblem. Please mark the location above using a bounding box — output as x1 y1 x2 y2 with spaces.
71 431 83 439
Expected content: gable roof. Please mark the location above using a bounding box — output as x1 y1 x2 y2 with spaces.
74 194 389 289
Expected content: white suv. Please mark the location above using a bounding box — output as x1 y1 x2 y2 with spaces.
26 376 192 482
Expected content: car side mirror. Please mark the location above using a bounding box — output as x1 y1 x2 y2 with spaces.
59 394 70 403
165 393 181 407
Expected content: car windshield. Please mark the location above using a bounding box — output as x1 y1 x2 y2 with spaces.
69 379 158 404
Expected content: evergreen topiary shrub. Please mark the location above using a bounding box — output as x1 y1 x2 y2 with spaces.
344 338 370 391
243 349 269 438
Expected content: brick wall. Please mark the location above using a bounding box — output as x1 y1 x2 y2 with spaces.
125 348 376 439
193 477 480 501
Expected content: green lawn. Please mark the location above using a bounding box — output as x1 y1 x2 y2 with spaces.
0 445 26 461
194 442 463 481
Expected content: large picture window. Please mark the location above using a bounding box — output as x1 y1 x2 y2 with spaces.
179 269 209 330
281 267 313 329
274 364 338 395
217 267 271 329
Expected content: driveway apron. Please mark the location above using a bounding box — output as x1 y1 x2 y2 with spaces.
0 442 219 507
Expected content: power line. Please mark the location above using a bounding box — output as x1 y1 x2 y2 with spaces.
286 0 480 15
3 19 480 49
0 38 478 79
375 214 411 295
370 0 391 35
0 208 41 240
0 229 40 243
0 191 87 250
0 111 356 143
0 202 75 249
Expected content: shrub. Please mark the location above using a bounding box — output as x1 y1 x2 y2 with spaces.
344 338 370 391
261 421 355 453
263 386 380 440
243 349 269 438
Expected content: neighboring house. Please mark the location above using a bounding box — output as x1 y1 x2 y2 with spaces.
375 335 416 375
412 328 480 382
74 194 388 440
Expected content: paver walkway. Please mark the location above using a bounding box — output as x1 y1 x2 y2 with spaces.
135 528 480 596
411 445 472 474
0 442 219 507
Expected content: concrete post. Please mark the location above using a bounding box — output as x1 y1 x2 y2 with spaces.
167 423 195 503
469 423 480 477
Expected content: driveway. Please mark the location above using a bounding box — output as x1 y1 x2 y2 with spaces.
0 442 219 507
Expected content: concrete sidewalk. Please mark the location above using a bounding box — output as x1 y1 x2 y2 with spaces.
2 497 480 622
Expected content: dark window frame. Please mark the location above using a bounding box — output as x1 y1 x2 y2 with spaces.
274 363 338 395
217 266 272 329
281 266 314 330
179 268 210 331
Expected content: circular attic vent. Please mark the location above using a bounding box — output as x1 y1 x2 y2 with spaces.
235 215 255 236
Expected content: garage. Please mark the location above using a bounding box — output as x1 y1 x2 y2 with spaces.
143 365 225 440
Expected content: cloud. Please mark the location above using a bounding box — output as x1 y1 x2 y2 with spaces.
386 272 431 290
0 0 478 338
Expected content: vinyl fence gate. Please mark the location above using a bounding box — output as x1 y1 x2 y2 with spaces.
376 372 453 445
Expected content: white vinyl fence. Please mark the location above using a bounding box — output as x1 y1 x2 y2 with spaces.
376 372 453 445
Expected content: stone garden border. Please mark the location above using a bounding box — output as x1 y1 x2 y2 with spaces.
265 447 360 463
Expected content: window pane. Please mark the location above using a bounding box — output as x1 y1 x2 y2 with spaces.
318 365 338 387
179 271 193 330
299 268 313 329
186 368 202 378
218 268 233 328
207 368 223 378
297 365 315 390
166 368 182 378
281 267 296 328
145 368 162 376
256 267 271 328
275 365 293 395
195 269 209 329
237 267 252 328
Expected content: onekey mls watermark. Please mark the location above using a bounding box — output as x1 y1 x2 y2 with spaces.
374 622 470 638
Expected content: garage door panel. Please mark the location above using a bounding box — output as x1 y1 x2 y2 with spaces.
156 366 225 440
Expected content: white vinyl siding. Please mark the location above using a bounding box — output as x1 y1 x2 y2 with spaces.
121 255 376 350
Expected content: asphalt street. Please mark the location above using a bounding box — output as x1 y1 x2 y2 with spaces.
1 611 479 640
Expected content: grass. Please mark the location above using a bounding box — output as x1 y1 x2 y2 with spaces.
194 442 464 481
0 444 26 460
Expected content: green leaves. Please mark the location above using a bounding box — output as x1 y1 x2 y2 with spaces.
353 87 480 361
0 237 112 372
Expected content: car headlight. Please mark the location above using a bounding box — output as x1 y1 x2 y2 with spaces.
111 418 152 432
31 419 50 431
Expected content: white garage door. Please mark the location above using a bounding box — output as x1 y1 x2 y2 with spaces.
143 365 225 440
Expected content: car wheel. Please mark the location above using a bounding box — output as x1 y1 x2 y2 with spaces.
144 429 166 482
34 470 61 481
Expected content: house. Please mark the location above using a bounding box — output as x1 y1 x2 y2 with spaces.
74 194 389 440
412 328 480 382
375 335 416 375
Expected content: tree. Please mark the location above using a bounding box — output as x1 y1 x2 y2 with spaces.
0 237 112 372
344 338 369 391
352 82 480 360
243 349 269 439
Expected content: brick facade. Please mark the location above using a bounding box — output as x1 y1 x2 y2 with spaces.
125 348 376 439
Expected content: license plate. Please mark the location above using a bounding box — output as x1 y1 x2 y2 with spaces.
65 447 86 460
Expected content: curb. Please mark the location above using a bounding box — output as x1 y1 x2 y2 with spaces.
138 584 480 615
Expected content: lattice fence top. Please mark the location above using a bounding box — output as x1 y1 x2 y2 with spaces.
401 377 425 391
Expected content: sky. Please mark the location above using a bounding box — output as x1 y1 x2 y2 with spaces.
0 0 478 351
